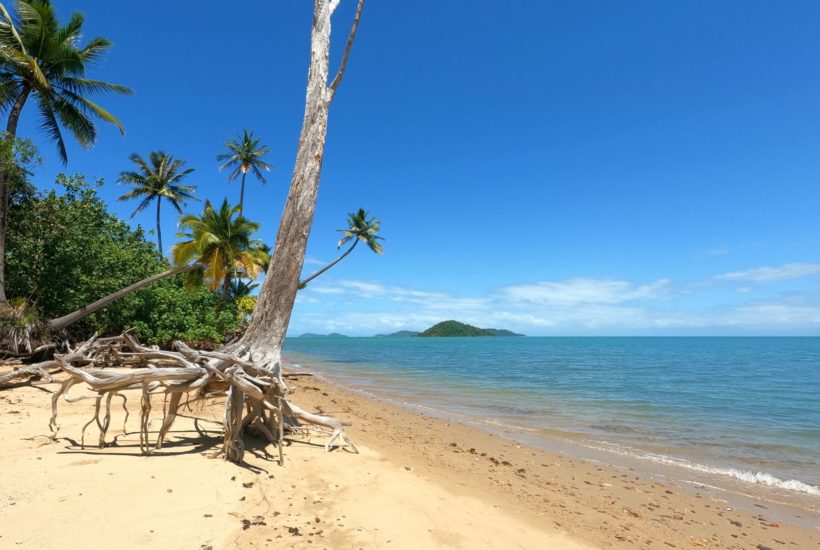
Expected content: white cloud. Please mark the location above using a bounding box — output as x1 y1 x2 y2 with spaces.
501 278 671 305
338 280 386 296
727 303 820 325
310 285 345 295
292 268 820 335
715 262 820 283
303 257 327 267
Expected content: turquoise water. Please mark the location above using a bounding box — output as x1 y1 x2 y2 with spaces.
283 337 820 496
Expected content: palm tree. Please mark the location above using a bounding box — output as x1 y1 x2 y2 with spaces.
229 279 258 300
117 151 197 255
300 208 383 288
0 0 131 302
216 129 272 216
173 199 269 296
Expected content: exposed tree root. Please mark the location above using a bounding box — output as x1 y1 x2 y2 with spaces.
43 333 355 464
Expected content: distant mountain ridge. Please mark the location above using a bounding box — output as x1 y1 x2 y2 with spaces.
296 323 524 338
417 320 524 337
374 330 420 338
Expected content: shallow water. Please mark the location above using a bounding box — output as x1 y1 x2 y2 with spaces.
283 336 820 498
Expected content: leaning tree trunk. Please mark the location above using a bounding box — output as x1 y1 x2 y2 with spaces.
46 264 199 333
239 0 364 366
218 0 365 462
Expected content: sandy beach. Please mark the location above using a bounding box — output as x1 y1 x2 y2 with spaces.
0 365 817 549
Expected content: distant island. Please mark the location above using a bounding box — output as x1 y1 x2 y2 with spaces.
374 330 420 338
297 323 524 338
417 320 525 337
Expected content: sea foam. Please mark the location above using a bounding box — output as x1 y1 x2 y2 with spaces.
588 441 820 497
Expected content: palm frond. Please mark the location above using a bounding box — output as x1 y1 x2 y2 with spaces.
129 194 153 218
36 94 66 163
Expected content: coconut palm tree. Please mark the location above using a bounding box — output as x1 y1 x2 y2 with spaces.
173 199 269 296
216 129 272 215
0 0 131 302
300 208 383 288
117 151 197 255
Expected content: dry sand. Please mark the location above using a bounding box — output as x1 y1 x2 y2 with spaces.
0 365 818 549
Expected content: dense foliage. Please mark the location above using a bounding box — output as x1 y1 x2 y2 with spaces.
173 199 268 293
6 175 242 344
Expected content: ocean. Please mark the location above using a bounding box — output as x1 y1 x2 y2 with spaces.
282 336 820 509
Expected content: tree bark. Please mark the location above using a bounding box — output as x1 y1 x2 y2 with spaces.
155 197 163 256
240 0 365 369
46 264 199 333
0 86 32 304
299 239 357 287
239 171 247 216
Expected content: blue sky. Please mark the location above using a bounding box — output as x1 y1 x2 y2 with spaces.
18 1 820 335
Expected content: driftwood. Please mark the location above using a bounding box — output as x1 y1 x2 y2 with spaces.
42 333 355 463
0 362 53 385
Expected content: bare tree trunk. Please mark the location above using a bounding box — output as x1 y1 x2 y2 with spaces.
240 0 365 370
46 264 199 333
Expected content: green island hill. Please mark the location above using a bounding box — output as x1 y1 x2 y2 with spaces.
416 320 525 337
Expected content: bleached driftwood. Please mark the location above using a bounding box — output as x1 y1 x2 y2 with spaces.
45 333 356 463
0 363 53 386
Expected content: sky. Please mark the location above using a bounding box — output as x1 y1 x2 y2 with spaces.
16 0 820 336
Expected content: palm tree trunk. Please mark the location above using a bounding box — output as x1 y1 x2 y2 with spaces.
299 240 357 287
239 172 247 216
222 272 232 301
0 87 32 304
46 264 199 333
156 198 163 255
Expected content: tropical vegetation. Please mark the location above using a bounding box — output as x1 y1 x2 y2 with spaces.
0 1 377 357
6 174 242 344
417 320 524 337
0 0 131 302
117 151 197 255
216 129 272 215
173 199 269 295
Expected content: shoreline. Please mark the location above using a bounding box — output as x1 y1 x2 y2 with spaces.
1 363 818 549
283 348 820 518
286 363 820 548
